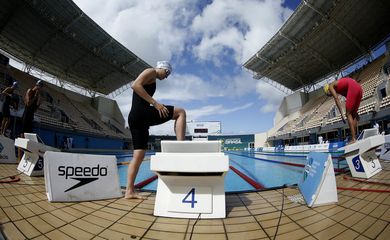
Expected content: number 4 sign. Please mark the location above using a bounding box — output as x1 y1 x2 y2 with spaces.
168 186 212 213
182 188 198 208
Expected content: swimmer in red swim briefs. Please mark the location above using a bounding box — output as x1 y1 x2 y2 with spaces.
324 77 363 144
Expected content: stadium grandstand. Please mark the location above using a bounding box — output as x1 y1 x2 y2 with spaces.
0 0 152 150
244 0 390 147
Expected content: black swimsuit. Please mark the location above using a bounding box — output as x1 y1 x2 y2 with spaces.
21 93 39 134
2 94 11 118
128 82 174 149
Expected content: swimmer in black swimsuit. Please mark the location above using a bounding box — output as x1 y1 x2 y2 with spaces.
18 80 43 161
125 61 186 199
0 81 18 135
21 80 43 135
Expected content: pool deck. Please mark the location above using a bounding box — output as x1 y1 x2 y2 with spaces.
0 161 389 240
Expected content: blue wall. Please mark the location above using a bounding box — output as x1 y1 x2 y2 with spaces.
36 127 125 150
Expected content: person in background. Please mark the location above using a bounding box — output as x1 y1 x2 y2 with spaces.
18 80 43 161
324 77 363 144
21 80 43 135
0 81 18 135
125 61 186 199
373 121 380 134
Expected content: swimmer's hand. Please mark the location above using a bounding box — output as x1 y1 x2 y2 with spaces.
153 101 169 118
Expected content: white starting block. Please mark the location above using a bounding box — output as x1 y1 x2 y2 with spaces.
0 135 16 163
151 141 229 219
16 133 59 176
340 128 384 178
44 151 122 202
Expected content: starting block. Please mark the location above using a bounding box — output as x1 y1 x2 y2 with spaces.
340 128 384 178
16 133 59 176
151 141 229 219
0 135 16 163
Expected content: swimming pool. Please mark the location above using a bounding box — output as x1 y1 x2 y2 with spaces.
117 151 347 193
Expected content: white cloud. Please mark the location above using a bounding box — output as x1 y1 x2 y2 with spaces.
255 81 285 113
149 121 175 136
187 103 253 120
149 103 253 135
191 0 293 65
154 73 223 102
74 0 192 65
225 71 258 97
154 70 258 103
74 0 292 67
113 90 133 122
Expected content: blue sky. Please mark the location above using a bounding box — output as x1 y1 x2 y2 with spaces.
73 0 301 135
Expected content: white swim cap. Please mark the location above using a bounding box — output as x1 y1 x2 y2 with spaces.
156 61 172 74
36 80 44 87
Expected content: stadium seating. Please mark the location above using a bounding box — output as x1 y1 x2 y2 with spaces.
0 64 128 139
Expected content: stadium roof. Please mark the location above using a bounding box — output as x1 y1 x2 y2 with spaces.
243 0 390 92
0 0 151 95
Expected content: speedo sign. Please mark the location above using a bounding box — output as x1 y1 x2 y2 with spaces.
44 151 122 202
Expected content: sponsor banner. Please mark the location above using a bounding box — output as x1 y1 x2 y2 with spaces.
225 138 242 145
298 152 338 207
0 135 16 163
44 151 122 202
328 141 345 151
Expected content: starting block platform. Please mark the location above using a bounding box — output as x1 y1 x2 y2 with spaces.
151 141 229 219
0 135 16 163
16 133 59 176
340 128 384 178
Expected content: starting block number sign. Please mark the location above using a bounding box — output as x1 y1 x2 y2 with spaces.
347 149 381 178
168 186 212 213
352 155 378 172
17 153 42 176
352 156 365 172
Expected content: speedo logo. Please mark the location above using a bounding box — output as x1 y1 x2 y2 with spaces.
58 165 108 192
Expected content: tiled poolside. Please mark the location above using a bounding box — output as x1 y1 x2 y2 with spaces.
0 161 389 240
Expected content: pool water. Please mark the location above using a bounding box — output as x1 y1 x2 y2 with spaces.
117 151 346 193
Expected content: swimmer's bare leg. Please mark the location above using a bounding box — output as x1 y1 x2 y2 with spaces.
124 149 147 200
173 107 186 140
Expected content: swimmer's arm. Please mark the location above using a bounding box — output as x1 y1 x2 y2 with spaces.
131 68 170 118
131 68 157 105
1 87 12 96
329 81 345 122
